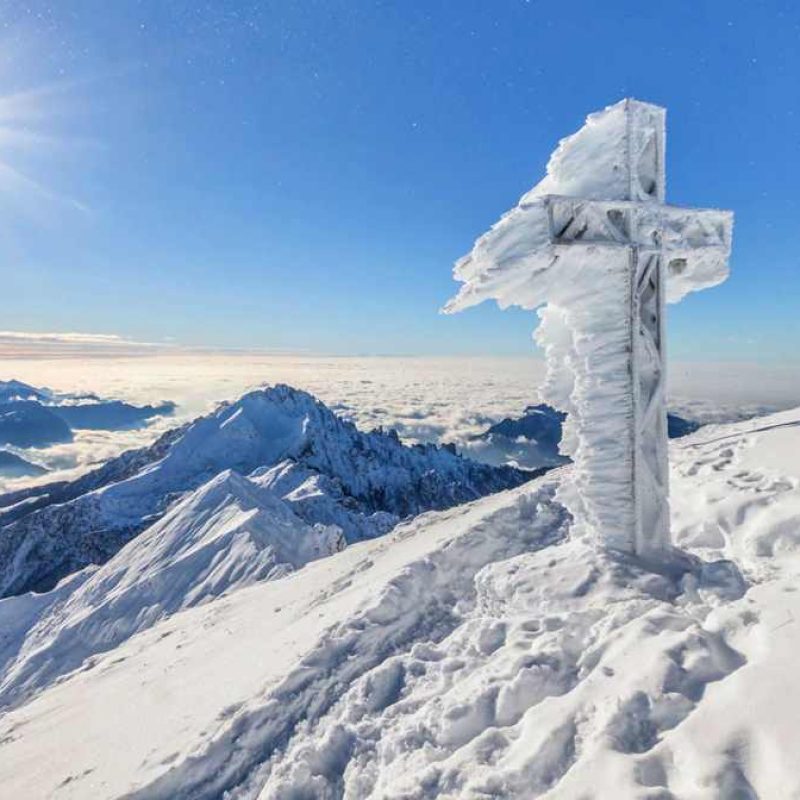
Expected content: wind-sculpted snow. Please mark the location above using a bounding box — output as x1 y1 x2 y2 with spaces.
0 385 531 598
444 100 731 553
443 101 729 316
534 263 639 546
249 543 742 800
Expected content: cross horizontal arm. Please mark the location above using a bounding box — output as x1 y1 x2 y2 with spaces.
542 195 732 254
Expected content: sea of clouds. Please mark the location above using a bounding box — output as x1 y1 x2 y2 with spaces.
1 353 798 493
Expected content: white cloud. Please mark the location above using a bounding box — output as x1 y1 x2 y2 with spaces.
0 330 174 358
0 331 311 359
0 331 129 342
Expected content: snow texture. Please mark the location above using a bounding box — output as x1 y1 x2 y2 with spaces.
2 407 799 798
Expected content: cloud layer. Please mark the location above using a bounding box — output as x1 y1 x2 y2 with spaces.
1 353 798 493
0 331 172 359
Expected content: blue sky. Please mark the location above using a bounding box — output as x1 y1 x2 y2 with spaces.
0 0 798 358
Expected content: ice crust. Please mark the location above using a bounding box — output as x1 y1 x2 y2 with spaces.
443 100 730 315
444 99 732 548
534 248 636 547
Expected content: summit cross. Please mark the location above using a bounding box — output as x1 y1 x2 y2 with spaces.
445 99 733 559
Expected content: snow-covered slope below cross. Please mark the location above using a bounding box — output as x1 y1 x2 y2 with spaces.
1 407 799 798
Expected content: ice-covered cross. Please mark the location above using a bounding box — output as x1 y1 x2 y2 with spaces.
445 99 733 559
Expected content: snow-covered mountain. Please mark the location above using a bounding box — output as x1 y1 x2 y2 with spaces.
0 376 174 450
466 403 570 470
1 405 796 798
0 380 50 404
0 400 74 448
0 379 176 493
0 468 344 709
49 399 176 430
0 385 531 598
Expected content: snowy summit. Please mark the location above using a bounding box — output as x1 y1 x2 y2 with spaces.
0 7 795 800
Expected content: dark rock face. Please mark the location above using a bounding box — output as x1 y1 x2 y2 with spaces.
0 386 536 599
0 402 73 448
667 413 701 439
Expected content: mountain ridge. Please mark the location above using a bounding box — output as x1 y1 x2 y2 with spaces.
0 384 534 598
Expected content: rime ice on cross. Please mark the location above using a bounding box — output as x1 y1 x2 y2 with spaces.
445 99 733 558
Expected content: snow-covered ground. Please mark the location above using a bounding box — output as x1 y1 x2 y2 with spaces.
1 406 799 798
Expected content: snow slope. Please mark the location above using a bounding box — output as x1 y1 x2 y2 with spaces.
0 469 344 709
1 407 798 798
0 385 529 598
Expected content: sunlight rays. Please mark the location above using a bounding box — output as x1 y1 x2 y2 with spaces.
0 74 89 219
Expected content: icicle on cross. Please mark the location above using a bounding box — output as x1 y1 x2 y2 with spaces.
445 99 733 558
